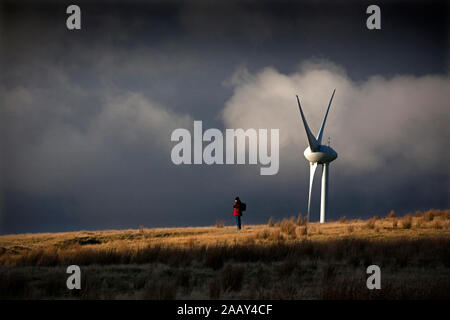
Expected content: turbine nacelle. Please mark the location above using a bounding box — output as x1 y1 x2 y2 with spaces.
304 145 337 164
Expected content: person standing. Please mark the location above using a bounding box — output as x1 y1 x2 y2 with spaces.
233 196 242 230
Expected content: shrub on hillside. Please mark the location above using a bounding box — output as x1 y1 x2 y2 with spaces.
401 216 412 229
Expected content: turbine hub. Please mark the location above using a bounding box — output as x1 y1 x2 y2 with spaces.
304 145 337 164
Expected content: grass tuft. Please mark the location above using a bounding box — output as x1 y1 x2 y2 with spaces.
401 216 412 229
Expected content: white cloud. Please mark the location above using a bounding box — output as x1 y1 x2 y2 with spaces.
222 61 450 175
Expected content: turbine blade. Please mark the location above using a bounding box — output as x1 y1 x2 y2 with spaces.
296 95 319 152
307 162 318 222
317 89 336 144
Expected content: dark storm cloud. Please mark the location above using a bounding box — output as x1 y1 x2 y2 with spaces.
0 0 448 234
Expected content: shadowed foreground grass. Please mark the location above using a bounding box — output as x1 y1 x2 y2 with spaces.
0 209 449 299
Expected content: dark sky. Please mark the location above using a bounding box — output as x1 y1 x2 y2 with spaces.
0 0 449 234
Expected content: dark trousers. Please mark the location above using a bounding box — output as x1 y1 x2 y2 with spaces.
235 215 241 230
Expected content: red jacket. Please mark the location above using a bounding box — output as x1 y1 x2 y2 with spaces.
233 202 242 216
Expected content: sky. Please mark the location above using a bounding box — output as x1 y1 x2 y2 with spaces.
0 0 449 234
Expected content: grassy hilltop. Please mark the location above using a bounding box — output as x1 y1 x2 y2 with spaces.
0 209 449 299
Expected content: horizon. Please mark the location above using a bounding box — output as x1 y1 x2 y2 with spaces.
0 208 443 236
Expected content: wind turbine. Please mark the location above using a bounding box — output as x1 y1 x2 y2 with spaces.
296 90 337 223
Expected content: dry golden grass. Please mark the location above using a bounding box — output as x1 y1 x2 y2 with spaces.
0 209 449 299
1 209 449 260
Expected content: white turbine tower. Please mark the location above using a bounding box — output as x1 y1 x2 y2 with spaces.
296 90 338 223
